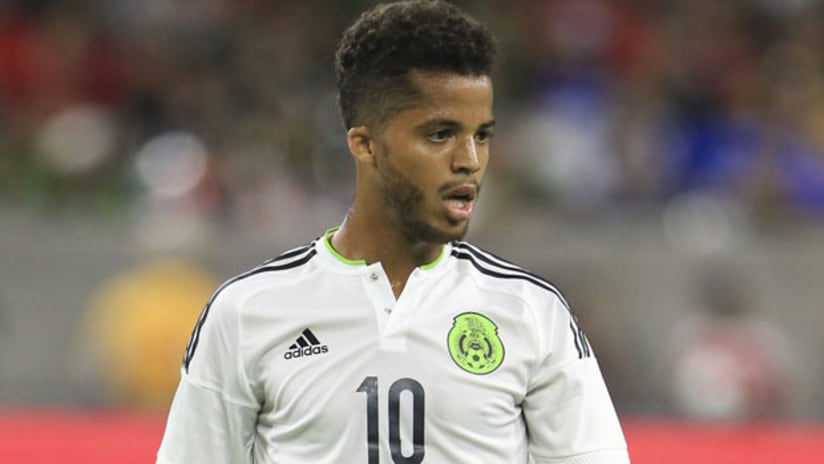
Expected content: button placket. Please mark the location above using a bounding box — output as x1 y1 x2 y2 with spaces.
361 266 396 336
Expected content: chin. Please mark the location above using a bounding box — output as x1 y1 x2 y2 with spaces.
403 218 470 244
441 221 471 242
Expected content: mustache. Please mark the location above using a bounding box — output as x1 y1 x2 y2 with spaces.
437 179 481 194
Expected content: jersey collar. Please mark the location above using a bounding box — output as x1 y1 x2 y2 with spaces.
315 227 452 276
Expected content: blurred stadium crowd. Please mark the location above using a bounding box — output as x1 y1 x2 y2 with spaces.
2 0 824 421
3 0 824 223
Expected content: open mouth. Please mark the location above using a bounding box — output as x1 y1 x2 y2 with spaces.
442 184 477 221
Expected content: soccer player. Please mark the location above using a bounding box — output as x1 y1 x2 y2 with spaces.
157 1 630 463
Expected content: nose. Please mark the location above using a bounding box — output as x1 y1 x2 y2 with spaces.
451 136 481 174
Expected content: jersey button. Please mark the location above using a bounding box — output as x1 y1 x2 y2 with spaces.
369 272 379 281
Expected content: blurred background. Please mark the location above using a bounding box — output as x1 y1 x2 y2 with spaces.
1 0 824 459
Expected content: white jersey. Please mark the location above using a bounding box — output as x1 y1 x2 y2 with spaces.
157 231 629 464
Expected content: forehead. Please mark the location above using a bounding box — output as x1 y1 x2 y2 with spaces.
398 71 494 126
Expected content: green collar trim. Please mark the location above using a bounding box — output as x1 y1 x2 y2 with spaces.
420 244 446 270
322 226 447 269
323 227 367 266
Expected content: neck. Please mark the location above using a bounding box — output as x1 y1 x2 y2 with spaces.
330 208 443 298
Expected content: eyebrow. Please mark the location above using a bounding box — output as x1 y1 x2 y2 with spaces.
479 120 496 131
417 118 496 131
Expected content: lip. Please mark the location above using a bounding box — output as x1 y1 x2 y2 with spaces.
441 183 477 222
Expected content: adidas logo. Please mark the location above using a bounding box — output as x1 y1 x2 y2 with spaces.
283 329 329 360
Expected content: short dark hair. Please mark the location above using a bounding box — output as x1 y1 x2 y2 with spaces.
334 0 497 130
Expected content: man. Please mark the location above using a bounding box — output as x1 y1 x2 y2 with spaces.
157 1 630 463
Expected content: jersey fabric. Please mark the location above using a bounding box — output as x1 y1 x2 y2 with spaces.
157 230 629 464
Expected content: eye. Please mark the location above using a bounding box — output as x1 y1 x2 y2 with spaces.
474 129 494 143
427 129 452 143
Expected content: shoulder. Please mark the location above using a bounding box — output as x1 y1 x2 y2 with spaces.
449 241 570 308
217 240 320 301
182 239 320 371
450 241 593 359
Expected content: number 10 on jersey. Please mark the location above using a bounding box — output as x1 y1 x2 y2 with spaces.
357 376 425 464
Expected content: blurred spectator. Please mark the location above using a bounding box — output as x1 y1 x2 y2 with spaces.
81 258 218 409
752 11 824 220
668 264 794 421
503 0 623 213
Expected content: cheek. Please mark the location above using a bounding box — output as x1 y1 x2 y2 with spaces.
393 149 451 183
477 147 491 173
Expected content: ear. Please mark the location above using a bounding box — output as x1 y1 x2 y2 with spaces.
347 126 378 165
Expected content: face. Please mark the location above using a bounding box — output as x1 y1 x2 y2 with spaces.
373 71 494 243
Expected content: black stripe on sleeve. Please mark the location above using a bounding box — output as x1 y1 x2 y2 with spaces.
451 245 592 359
451 246 565 303
183 246 317 371
260 244 313 266
454 242 571 309
569 320 583 359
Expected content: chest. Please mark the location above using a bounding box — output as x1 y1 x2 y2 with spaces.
242 274 535 433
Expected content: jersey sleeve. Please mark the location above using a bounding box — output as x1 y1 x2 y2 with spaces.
156 287 261 464
523 295 630 464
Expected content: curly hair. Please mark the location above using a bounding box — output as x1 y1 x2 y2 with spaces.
335 0 497 130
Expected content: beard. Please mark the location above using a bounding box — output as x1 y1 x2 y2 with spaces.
376 154 471 244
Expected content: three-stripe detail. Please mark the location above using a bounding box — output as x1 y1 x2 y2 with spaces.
183 242 318 372
451 242 592 359
289 329 322 350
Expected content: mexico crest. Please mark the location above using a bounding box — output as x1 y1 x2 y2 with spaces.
447 312 504 375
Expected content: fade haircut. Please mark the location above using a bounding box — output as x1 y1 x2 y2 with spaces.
334 0 497 131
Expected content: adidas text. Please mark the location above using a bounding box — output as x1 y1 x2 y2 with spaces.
284 345 329 360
